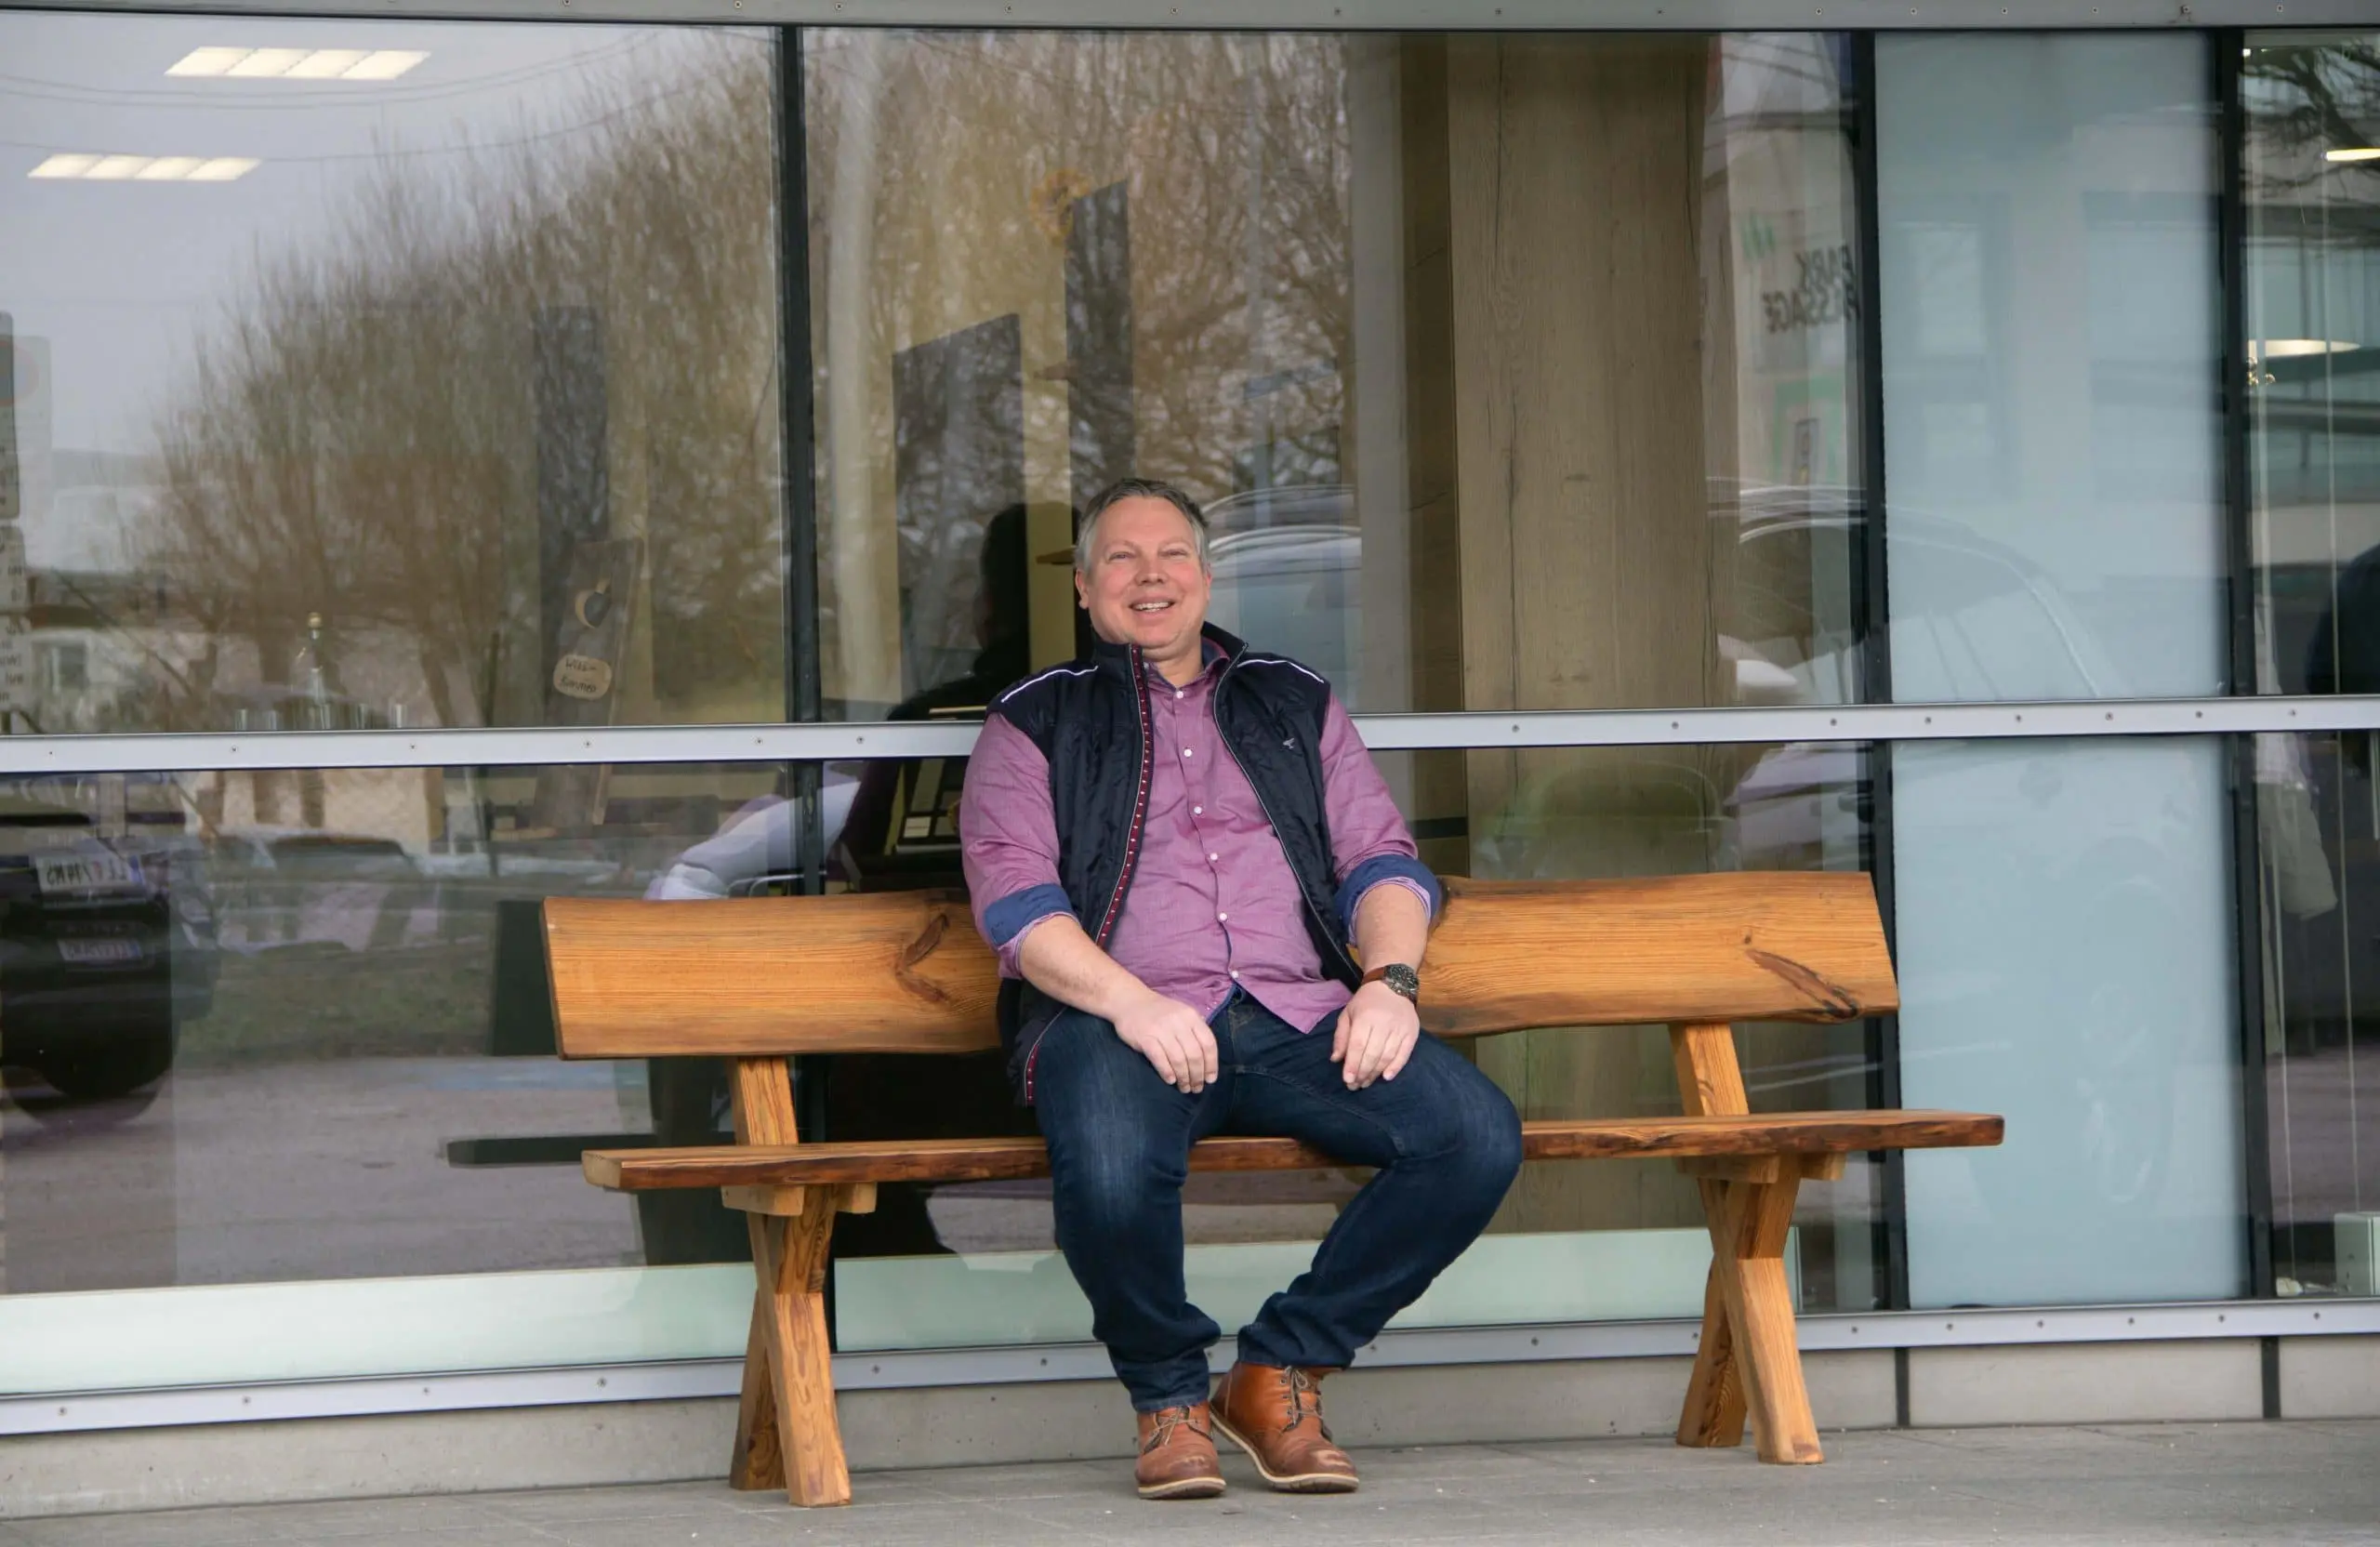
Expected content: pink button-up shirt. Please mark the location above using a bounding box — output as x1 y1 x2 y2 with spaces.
959 650 1433 1033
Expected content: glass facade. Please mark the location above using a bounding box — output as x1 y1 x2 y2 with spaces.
1878 32 2248 1306
2245 29 2380 1299
0 8 2371 1409
0 16 787 737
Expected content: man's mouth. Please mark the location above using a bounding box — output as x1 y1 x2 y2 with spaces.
1130 600 1174 614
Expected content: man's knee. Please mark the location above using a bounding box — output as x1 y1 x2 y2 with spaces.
1054 1132 1184 1241
1407 1053 1523 1198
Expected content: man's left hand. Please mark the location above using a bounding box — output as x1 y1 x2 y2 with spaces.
1331 981 1420 1091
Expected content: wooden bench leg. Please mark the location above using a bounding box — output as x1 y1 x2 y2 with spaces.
1676 1224 1747 1448
1699 1174 1822 1465
730 1292 787 1492
738 1205 851 1505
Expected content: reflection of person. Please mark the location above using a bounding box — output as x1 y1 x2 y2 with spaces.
958 478 1521 1501
838 503 1035 866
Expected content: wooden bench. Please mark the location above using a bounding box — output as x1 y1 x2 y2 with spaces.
547 871 2001 1507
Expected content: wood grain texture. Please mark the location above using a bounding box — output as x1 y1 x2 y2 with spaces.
1707 1175 1822 1464
729 1296 787 1493
584 1112 2001 1192
547 874 1897 1059
749 1208 850 1506
1676 1259 1745 1450
1421 876 1899 1035
547 892 999 1058
1672 1019 1753 1453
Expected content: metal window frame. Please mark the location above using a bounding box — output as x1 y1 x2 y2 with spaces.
4 5 2375 1429
3 1298 2373 1437
8 1 2380 29
0 696 2369 775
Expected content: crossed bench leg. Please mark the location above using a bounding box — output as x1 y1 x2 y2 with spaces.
721 1058 872 1507
1669 1021 1825 1465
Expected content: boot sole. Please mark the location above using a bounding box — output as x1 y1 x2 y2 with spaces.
1136 1474 1227 1501
1210 1414 1361 1494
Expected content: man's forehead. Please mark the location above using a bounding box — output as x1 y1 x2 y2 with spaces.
1091 499 1198 547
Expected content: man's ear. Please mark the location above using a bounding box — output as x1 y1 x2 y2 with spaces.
1073 571 1090 611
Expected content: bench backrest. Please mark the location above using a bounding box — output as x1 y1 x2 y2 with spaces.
546 872 1897 1059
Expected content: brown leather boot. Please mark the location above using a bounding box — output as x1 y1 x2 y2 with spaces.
1210 1361 1360 1493
1133 1402 1226 1501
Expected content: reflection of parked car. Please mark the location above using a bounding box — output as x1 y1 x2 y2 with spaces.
0 789 217 1102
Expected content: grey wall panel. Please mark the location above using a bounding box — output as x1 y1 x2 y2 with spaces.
1908 1340 2265 1427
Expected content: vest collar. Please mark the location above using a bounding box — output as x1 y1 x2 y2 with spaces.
1089 622 1249 681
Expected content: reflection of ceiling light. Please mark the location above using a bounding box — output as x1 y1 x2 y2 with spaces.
226 47 311 77
165 46 427 81
165 46 250 76
340 51 430 81
2256 339 2361 360
26 153 259 183
2328 148 2380 164
284 49 368 79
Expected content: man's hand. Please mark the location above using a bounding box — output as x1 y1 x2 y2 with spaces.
1113 991 1221 1093
1331 980 1420 1090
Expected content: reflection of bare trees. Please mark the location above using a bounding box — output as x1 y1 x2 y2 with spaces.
2246 39 2380 199
145 32 783 732
803 31 1353 703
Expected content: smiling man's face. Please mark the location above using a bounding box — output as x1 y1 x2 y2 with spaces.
1075 496 1212 677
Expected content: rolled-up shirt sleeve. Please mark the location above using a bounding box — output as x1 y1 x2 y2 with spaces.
959 714 1075 976
1317 695 1441 936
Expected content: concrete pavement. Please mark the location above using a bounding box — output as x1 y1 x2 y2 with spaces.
4 1420 2376 1545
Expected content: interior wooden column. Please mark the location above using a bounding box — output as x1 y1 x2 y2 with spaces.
1396 35 1473 880
1417 34 1725 1233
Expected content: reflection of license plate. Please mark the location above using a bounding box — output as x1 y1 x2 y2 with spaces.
58 937 143 966
34 853 139 894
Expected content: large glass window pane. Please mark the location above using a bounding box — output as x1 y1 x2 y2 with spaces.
1893 738 2245 1306
1879 33 2245 1306
0 15 783 735
0 761 829 1390
826 735 1888 1355
2254 729 2380 1299
802 30 1871 726
2244 34 2380 1297
1878 33 2226 704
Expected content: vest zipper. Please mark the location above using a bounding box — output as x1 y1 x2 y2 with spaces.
1210 653 1362 985
1025 648 1155 1104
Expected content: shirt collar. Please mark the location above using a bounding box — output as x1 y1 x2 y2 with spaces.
1143 639 1226 690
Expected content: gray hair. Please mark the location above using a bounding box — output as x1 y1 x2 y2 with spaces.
1074 477 1211 573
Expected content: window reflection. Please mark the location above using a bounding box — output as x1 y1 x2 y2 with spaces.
0 762 816 1295
805 30 1871 721
0 17 783 737
2245 31 2380 1299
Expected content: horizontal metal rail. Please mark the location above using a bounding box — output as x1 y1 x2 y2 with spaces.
11 0 2376 30
2 1296 2372 1435
0 694 2373 774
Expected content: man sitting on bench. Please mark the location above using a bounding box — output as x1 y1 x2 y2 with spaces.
958 477 1524 1501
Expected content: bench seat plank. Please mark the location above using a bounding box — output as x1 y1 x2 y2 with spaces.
584 1110 2001 1192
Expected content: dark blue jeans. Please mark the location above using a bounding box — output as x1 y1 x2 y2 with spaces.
1031 992 1524 1411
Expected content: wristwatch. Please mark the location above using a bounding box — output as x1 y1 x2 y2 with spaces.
1361 963 1421 1003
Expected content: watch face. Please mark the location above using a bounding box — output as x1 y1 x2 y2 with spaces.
1382 963 1421 1000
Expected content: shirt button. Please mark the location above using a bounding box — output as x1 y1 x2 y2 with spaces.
1183 747 1194 758
1209 853 1219 863
1229 969 1240 980
1193 805 1203 815
1217 911 1228 922
1175 689 1183 699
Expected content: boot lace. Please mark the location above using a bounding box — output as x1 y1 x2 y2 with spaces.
1142 1405 1210 1454
1281 1368 1334 1441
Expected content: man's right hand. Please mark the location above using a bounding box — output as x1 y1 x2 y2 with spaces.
1112 992 1220 1093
